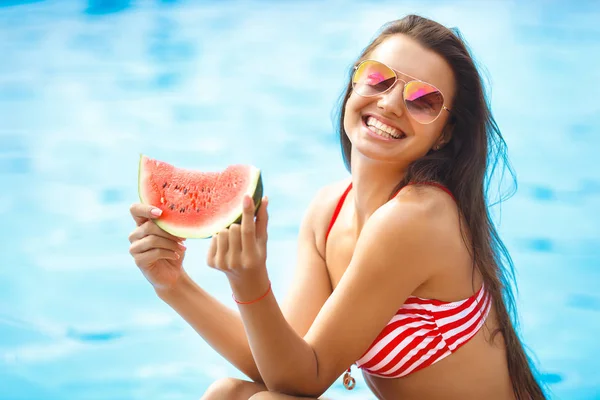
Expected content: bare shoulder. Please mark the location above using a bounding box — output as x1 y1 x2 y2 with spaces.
394 183 458 218
367 183 464 272
305 178 352 256
383 183 476 298
390 183 461 237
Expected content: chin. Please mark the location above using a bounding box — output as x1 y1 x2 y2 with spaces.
350 141 406 165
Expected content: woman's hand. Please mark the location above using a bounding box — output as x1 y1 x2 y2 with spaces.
207 195 270 297
128 203 187 291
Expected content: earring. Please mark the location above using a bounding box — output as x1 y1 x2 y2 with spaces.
434 144 441 151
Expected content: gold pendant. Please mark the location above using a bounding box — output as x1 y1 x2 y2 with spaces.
343 368 356 390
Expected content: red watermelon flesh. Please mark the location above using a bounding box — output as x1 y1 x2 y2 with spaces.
138 155 263 239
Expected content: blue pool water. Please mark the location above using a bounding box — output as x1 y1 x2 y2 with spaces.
1 1 599 399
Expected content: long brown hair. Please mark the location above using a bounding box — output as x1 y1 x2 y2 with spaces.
334 15 546 400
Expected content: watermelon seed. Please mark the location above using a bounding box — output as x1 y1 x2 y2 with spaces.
183 188 188 194
175 185 179 190
180 207 185 213
170 204 175 210
162 182 167 189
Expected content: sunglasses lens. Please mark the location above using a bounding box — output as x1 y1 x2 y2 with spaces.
404 81 445 124
352 60 396 96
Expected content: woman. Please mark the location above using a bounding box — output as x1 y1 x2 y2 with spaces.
128 15 546 400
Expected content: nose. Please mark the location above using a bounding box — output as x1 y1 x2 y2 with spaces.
376 82 406 118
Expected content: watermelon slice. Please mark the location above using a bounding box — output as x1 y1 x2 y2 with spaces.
138 154 263 239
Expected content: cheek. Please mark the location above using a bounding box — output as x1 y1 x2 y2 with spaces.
343 93 370 131
414 124 443 145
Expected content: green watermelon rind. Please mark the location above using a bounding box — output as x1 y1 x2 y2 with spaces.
138 154 263 239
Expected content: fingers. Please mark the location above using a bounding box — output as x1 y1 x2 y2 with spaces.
207 234 218 268
228 224 242 268
128 220 185 243
207 226 241 270
129 234 185 256
216 229 229 269
241 195 256 255
206 195 268 273
130 203 163 227
129 230 185 270
133 248 180 268
255 196 269 244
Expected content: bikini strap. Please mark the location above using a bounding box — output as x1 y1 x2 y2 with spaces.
325 183 353 241
325 181 454 243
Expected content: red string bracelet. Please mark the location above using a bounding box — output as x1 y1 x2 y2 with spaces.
232 281 272 305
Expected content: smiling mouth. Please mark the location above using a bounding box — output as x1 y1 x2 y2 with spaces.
362 116 407 140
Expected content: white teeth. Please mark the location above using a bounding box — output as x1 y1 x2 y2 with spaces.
366 116 403 139
372 126 395 139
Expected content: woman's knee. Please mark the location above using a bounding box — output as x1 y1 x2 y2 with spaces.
249 392 284 400
201 377 267 400
249 391 321 399
248 393 270 400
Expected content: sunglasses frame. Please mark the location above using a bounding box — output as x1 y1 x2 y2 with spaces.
352 59 451 125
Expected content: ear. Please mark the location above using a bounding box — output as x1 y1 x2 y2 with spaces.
437 119 455 148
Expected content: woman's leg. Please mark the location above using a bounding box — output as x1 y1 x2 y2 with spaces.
200 377 267 400
249 392 329 400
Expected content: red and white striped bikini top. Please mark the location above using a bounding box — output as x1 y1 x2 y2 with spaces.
326 182 492 378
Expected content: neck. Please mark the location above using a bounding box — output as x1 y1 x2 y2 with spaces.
349 149 407 233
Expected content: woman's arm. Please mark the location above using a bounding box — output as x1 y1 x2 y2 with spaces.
228 196 444 397
156 274 263 381
156 184 337 383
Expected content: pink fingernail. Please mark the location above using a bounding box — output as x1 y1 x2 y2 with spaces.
151 208 162 217
175 253 181 259
178 243 186 250
243 196 252 209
